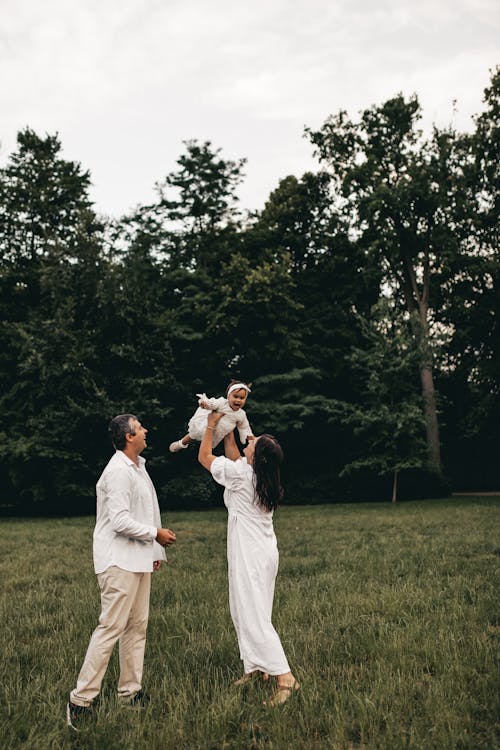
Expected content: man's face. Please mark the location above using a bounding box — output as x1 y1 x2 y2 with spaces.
128 418 148 454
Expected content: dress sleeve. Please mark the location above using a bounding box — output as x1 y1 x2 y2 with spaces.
198 395 226 410
236 410 253 442
210 456 243 488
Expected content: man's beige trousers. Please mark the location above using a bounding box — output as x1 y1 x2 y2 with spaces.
70 566 151 707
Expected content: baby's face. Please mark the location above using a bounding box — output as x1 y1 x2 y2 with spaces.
228 388 248 411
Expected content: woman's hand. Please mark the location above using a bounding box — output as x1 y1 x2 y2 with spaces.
207 412 223 429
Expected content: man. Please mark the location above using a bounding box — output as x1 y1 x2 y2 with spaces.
67 414 176 730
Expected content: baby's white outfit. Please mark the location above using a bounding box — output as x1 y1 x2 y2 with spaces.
188 394 253 447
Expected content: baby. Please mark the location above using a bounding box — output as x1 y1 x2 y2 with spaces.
169 381 254 452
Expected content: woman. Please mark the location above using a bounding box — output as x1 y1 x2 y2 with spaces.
198 411 299 706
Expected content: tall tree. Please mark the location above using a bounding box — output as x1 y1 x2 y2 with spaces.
331 299 427 502
306 95 473 473
0 127 94 299
0 129 107 509
438 68 500 487
154 139 246 272
463 67 499 408
110 140 250 492
252 172 380 386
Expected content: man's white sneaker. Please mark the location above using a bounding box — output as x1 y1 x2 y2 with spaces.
169 440 188 453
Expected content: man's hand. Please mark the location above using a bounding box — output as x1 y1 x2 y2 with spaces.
156 528 176 547
153 560 162 571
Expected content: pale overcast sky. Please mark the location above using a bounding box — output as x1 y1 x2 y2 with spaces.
1 0 498 218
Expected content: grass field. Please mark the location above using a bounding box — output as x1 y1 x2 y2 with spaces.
0 498 498 749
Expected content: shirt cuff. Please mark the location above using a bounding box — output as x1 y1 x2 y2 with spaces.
149 525 158 541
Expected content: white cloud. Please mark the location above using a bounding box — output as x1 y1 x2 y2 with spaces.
0 0 498 215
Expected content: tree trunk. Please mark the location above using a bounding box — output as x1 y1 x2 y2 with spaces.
401 261 442 475
420 363 441 472
392 469 398 503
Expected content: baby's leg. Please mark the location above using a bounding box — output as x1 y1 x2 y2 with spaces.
169 433 192 453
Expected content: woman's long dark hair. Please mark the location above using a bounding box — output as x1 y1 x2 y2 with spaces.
253 434 284 512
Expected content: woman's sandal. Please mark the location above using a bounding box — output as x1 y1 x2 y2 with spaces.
263 679 300 707
233 671 269 686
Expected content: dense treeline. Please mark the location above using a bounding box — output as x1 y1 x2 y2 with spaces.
1 70 498 514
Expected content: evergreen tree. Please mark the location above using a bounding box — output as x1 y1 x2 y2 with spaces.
0 129 107 509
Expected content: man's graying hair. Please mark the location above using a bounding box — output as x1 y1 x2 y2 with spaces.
109 414 137 451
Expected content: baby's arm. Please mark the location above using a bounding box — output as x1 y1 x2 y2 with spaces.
196 393 210 409
237 410 254 443
196 393 224 411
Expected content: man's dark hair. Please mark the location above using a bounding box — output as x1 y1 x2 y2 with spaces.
109 414 137 451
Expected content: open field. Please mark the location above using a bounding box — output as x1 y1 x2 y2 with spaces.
0 498 498 749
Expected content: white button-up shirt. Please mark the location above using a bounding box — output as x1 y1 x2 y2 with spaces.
93 450 166 574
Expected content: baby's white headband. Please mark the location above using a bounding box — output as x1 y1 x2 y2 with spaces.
227 383 251 396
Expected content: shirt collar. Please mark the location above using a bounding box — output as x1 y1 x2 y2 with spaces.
116 449 146 468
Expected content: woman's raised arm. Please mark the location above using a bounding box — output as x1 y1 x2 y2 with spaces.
198 412 223 470
224 430 241 462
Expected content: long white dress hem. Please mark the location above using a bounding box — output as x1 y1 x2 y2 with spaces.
210 455 290 676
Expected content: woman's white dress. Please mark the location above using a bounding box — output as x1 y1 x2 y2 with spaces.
210 455 290 676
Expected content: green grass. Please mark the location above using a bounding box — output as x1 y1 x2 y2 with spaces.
0 498 498 749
